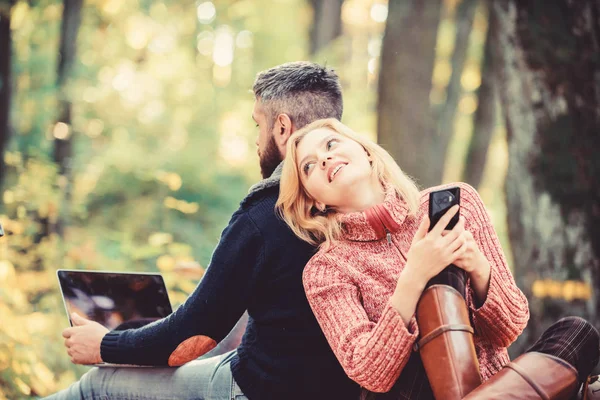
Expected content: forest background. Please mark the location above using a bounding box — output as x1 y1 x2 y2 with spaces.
1 0 599 398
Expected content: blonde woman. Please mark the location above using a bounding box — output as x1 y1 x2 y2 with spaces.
276 118 599 400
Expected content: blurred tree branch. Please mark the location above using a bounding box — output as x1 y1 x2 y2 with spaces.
0 1 16 189
377 0 443 187
435 0 477 170
309 0 343 55
463 3 497 188
49 0 83 238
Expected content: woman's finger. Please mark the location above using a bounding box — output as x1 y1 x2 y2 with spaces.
439 229 460 247
453 240 470 261
447 231 467 254
413 216 430 244
440 217 465 247
430 205 460 236
450 216 465 235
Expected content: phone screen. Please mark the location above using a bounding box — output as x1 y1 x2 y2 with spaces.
428 187 461 232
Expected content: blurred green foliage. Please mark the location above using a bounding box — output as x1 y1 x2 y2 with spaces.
1 0 303 396
0 0 503 397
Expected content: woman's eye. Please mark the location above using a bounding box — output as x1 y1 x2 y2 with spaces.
326 139 338 150
303 162 314 174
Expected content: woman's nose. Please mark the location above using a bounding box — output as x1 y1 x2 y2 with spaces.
321 156 332 168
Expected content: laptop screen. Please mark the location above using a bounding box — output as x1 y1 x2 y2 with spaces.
57 270 173 330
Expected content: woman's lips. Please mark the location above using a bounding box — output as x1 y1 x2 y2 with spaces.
328 162 347 182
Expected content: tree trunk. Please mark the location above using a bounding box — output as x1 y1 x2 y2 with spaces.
50 0 83 237
377 0 443 188
309 0 343 55
435 0 477 166
492 0 600 355
463 6 497 188
55 0 83 173
0 2 15 189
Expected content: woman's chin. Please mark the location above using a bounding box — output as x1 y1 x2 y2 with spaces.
331 172 369 188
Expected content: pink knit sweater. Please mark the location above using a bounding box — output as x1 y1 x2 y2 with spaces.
302 182 530 393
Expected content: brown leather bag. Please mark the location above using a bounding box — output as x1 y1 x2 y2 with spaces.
582 375 600 400
463 352 579 400
415 284 482 400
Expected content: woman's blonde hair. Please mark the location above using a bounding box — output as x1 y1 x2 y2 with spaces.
276 118 420 248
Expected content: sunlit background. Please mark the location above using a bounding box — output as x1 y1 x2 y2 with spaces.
0 0 594 397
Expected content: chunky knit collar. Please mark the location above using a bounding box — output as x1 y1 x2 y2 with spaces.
339 184 410 242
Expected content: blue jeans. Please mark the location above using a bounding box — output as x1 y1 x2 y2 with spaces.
44 350 247 400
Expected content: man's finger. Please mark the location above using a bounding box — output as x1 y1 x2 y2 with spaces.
430 205 460 236
71 312 89 326
63 328 74 338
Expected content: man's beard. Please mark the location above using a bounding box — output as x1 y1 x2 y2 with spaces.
259 134 283 179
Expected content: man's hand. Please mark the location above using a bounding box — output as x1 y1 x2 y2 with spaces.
62 312 109 365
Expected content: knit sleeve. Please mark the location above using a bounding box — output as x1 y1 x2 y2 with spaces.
303 253 419 393
458 183 530 347
100 209 264 366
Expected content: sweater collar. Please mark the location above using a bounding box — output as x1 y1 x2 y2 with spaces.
240 162 283 208
339 184 410 241
247 162 283 196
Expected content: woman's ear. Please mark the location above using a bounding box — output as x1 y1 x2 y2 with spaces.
314 201 327 212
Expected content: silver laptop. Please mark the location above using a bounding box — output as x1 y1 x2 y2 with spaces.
56 269 173 367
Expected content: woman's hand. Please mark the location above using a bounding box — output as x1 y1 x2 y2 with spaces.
447 228 491 306
404 205 467 288
448 229 489 276
391 206 467 322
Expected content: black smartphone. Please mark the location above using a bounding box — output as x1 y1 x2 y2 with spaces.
428 187 460 232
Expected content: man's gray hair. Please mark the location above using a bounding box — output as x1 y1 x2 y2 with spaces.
253 61 343 130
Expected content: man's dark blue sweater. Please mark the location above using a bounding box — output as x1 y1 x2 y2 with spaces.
100 164 359 400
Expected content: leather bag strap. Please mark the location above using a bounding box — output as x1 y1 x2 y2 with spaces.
505 361 550 400
582 375 599 400
413 324 474 352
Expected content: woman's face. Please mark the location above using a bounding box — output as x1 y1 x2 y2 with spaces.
296 127 373 210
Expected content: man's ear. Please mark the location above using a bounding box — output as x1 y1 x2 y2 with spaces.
273 113 293 152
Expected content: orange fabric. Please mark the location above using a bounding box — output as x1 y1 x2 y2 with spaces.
168 335 217 367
